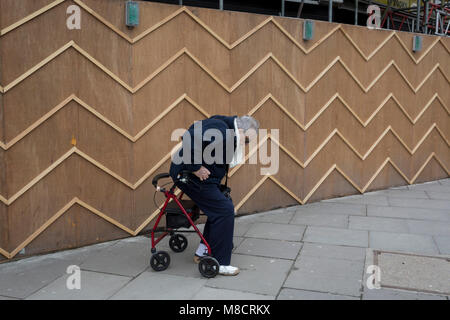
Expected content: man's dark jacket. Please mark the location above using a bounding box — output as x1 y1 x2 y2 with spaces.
169 115 237 185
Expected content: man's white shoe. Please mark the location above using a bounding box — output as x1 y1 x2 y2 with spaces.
219 265 240 276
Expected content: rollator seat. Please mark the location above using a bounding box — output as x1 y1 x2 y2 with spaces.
165 199 200 229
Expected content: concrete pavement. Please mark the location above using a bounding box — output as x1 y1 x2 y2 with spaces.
1 178 449 300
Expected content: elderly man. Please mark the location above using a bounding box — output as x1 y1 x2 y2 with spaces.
170 115 259 276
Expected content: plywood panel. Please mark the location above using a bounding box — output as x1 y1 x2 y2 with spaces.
0 0 448 260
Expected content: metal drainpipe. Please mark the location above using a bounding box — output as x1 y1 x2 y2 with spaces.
220 0 223 10
355 0 358 25
416 0 421 32
329 0 333 22
424 0 429 34
281 0 285 16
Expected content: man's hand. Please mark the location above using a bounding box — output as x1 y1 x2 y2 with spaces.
193 166 210 181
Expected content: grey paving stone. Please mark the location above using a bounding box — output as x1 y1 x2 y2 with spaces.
407 220 450 236
387 185 409 190
437 179 450 186
284 271 363 297
365 189 430 199
250 208 295 224
433 235 450 254
367 205 450 222
0 257 78 299
277 288 359 300
300 243 366 262
425 191 450 200
206 254 292 296
291 202 366 216
233 221 253 237
363 288 447 300
290 212 349 228
192 287 275 300
234 238 302 260
26 270 131 300
294 255 365 279
376 252 450 295
27 240 120 267
110 272 206 300
80 238 150 277
408 183 450 192
323 194 390 206
388 197 450 210
303 226 368 247
349 216 409 233
0 295 19 300
369 231 439 255
232 237 245 251
244 222 306 242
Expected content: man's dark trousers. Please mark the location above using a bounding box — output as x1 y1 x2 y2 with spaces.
177 181 235 266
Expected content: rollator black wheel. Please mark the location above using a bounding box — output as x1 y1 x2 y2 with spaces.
198 256 219 278
169 234 188 253
150 251 170 271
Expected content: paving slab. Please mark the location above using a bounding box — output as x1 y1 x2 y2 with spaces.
0 295 19 300
0 257 78 299
233 221 253 237
294 255 364 277
303 226 368 247
425 191 450 200
406 220 450 236
299 243 366 262
290 202 366 216
375 251 450 295
205 254 292 296
433 235 450 254
249 208 295 224
322 194 390 206
110 272 206 300
407 183 450 192
367 205 450 222
363 288 447 300
349 216 409 233
192 287 275 300
80 237 150 277
365 189 430 199
277 288 359 300
244 222 306 241
437 179 450 186
284 253 365 297
388 197 450 210
290 212 349 228
26 270 131 300
387 185 409 190
234 238 302 260
232 236 245 251
22 240 120 267
284 271 363 297
369 232 439 255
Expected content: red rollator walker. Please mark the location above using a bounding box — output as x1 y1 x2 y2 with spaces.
150 171 220 278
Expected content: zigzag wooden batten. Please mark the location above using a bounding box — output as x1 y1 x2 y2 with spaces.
0 41 449 95
1 1 449 92
0 0 448 259
0 92 448 205
2 0 448 62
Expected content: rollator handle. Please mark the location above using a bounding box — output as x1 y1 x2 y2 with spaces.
152 173 171 188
